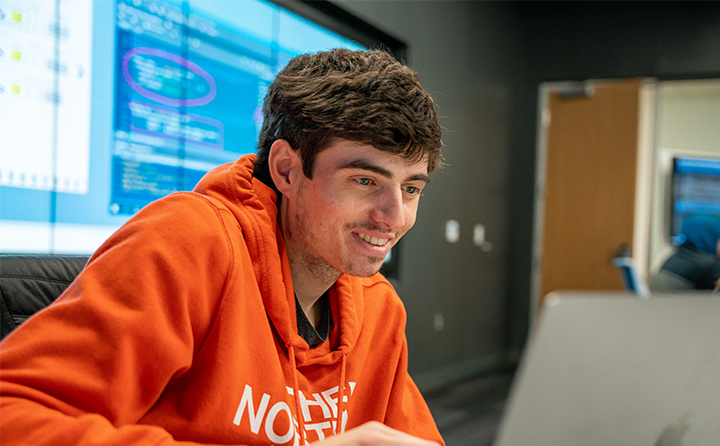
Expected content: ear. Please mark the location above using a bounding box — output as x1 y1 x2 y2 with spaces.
268 139 303 197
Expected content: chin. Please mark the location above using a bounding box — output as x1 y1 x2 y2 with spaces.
344 259 385 278
353 269 382 278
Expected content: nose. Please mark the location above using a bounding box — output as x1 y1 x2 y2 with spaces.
370 188 407 230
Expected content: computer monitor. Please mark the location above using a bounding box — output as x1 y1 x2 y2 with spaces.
0 0 388 255
670 156 720 243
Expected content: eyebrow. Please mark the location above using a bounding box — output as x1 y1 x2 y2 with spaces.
339 159 431 184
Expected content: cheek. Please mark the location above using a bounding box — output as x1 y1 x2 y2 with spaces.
310 196 356 229
402 204 419 231
300 183 340 216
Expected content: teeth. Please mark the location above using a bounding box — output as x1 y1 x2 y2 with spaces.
358 233 389 246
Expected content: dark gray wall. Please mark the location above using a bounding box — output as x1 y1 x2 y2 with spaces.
331 1 720 392
516 2 720 81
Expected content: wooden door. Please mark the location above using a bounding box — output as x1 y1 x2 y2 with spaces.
539 79 643 306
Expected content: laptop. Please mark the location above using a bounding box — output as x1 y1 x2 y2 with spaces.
494 291 720 446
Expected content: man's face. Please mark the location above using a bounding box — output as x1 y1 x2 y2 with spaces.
283 139 430 279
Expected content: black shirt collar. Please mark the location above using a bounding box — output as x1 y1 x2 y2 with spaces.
295 292 331 348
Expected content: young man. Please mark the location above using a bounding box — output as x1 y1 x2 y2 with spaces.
0 49 444 446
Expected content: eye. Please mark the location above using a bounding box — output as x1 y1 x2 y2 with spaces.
355 178 372 186
404 185 423 196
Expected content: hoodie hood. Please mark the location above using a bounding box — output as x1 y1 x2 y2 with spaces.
193 154 362 367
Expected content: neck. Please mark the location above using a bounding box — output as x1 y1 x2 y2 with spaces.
292 264 336 328
279 199 340 327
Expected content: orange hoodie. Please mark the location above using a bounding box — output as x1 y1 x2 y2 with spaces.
0 155 443 446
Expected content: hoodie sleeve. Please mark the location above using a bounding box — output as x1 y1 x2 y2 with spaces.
0 193 235 446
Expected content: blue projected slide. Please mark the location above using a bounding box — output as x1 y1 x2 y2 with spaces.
0 0 364 253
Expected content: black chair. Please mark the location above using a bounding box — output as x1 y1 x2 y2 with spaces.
0 255 89 339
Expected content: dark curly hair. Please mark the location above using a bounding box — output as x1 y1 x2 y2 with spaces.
253 48 443 191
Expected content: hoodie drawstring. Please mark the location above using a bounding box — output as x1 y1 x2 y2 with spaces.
288 346 307 445
334 354 347 436
289 346 349 444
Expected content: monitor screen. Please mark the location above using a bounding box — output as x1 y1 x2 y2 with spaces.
0 0 365 254
671 156 720 242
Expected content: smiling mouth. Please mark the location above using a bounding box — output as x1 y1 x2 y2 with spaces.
357 232 390 246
